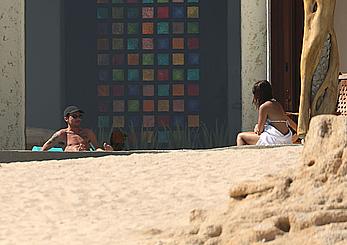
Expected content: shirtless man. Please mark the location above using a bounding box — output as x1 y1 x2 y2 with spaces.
42 105 113 152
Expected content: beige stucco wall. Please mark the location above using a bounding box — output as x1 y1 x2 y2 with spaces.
335 0 347 72
0 0 25 150
241 0 268 131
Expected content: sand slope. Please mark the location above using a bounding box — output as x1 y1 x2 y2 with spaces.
0 146 301 245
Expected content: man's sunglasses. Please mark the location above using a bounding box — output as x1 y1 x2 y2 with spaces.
70 114 83 119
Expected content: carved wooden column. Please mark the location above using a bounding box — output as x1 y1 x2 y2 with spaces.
298 0 339 137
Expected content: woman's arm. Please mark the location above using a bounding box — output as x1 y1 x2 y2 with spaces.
87 129 113 151
256 104 268 135
286 115 298 132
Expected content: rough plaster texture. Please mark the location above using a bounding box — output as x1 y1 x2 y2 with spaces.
241 0 267 131
335 0 347 72
0 0 25 150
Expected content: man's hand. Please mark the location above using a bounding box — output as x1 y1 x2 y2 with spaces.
103 142 113 151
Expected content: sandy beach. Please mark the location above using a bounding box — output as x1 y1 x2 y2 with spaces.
0 146 302 244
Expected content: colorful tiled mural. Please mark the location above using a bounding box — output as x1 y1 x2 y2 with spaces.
96 0 201 146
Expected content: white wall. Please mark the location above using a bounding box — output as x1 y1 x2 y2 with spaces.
241 0 268 131
0 0 25 150
335 0 347 72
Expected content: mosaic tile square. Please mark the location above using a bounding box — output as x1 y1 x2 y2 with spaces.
113 100 125 112
158 100 170 112
158 131 169 143
187 69 200 80
128 54 139 65
142 53 154 65
128 7 139 18
157 6 169 18
128 100 140 112
127 0 139 3
187 0 199 2
128 69 140 81
143 84 154 96
112 7 123 18
112 85 125 96
112 23 124 35
172 22 184 34
98 116 110 128
188 37 199 49
187 84 199 96
157 0 169 3
127 23 139 34
173 115 184 127
172 69 184 81
142 131 154 143
112 0 124 3
128 115 140 127
172 53 184 65
187 99 200 112
157 22 169 34
157 38 169 49
98 101 110 113
127 38 139 50
112 38 124 50
143 69 154 81
99 70 111 81
113 54 125 65
187 22 199 34
172 0 184 3
143 115 155 127
143 0 154 3
143 100 154 112
188 115 199 128
142 7 154 18
188 53 200 65
142 38 154 50
97 23 109 35
173 99 184 112
158 84 169 96
157 53 170 65
172 38 184 49
142 22 154 34
128 84 140 96
97 54 110 65
158 116 170 127
172 6 185 18
97 7 109 19
157 69 169 81
187 6 199 18
113 69 125 81
172 84 184 96
113 116 124 128
98 85 110 96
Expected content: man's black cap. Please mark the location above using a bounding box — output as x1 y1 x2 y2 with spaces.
63 105 84 117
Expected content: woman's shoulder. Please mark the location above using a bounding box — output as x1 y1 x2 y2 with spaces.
260 100 273 109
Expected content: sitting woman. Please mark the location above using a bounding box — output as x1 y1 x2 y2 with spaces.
237 80 297 146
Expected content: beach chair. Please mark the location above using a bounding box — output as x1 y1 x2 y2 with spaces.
31 146 64 152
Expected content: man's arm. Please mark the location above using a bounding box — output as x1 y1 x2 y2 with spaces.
87 129 113 151
42 130 65 151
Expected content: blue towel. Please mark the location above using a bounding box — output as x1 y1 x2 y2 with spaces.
32 146 64 152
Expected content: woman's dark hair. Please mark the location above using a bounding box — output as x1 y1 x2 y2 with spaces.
252 80 273 108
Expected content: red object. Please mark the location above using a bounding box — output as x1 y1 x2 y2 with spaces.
157 6 169 18
188 38 199 49
157 69 169 81
188 84 199 96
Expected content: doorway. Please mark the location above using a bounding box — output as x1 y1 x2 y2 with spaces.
271 0 304 112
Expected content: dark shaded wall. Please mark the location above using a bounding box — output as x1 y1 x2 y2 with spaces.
26 0 64 129
26 0 241 146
